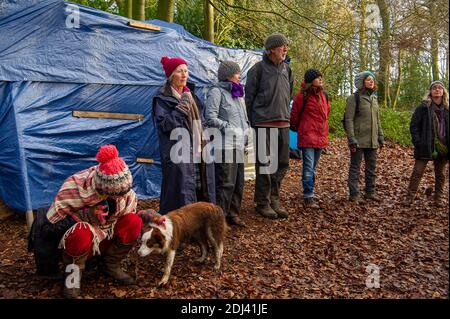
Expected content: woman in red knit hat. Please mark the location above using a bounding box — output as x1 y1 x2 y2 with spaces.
32 144 142 298
152 56 216 214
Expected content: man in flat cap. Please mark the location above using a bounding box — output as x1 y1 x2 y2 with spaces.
245 33 294 220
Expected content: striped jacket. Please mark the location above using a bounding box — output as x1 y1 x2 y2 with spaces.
46 166 137 248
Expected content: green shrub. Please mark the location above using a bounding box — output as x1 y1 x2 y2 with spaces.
379 108 412 146
328 98 412 146
328 98 347 140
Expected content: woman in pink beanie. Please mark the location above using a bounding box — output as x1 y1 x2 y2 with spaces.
31 144 142 298
152 56 216 214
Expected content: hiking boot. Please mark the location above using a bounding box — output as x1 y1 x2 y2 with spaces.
227 215 246 227
62 251 89 299
402 191 415 206
304 198 320 209
434 193 446 208
349 194 362 204
255 204 278 219
364 193 381 202
270 198 289 219
101 240 135 285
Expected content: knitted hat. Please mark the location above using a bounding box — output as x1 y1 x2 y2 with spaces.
430 81 445 90
304 68 322 84
94 145 132 197
160 56 188 78
264 33 288 50
218 61 241 82
354 71 376 90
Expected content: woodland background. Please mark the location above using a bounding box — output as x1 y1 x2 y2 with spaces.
70 0 449 112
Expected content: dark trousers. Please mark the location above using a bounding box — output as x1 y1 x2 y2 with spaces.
348 148 377 196
408 158 448 197
254 127 290 206
214 149 245 218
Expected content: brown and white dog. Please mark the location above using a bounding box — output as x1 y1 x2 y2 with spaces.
137 202 226 287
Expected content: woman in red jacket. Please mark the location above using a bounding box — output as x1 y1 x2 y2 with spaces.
290 69 331 208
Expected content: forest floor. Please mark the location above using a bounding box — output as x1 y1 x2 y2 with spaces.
0 138 448 299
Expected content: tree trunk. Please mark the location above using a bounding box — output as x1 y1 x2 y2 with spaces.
446 46 449 83
115 0 131 18
204 0 214 43
392 48 402 110
377 0 390 108
126 0 133 18
157 0 175 22
359 0 368 71
349 43 354 95
429 1 440 81
132 0 145 21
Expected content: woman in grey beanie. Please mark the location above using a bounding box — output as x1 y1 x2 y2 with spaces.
205 61 250 227
344 71 384 204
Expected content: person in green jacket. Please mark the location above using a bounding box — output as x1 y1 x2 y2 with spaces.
344 71 384 203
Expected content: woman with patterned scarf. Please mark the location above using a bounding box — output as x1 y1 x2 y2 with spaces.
404 81 449 207
152 56 216 215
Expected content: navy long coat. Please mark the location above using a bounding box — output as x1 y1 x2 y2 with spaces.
410 100 449 160
152 82 216 214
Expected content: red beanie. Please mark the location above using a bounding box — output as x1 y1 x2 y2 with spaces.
160 56 188 78
94 145 132 196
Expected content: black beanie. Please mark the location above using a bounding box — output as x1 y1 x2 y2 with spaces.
304 68 322 84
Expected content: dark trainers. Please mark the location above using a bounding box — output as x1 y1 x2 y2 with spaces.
270 200 289 219
227 216 246 227
402 192 415 206
349 194 362 204
434 195 446 208
256 205 278 219
304 198 320 209
364 193 381 202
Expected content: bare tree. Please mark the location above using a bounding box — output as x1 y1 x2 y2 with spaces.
204 0 214 42
427 0 440 81
157 0 175 22
377 0 391 107
132 0 145 21
358 0 368 70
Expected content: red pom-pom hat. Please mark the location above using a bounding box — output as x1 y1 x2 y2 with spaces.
94 145 132 196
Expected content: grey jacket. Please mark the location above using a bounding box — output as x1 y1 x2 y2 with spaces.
245 54 293 127
345 90 384 148
205 81 250 150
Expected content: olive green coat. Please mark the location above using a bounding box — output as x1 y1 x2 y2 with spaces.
344 90 384 148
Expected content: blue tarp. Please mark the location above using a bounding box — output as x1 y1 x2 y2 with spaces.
0 0 262 212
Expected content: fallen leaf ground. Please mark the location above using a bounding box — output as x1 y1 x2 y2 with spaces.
0 139 448 299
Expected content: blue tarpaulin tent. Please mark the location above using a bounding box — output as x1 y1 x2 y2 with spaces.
0 0 262 223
